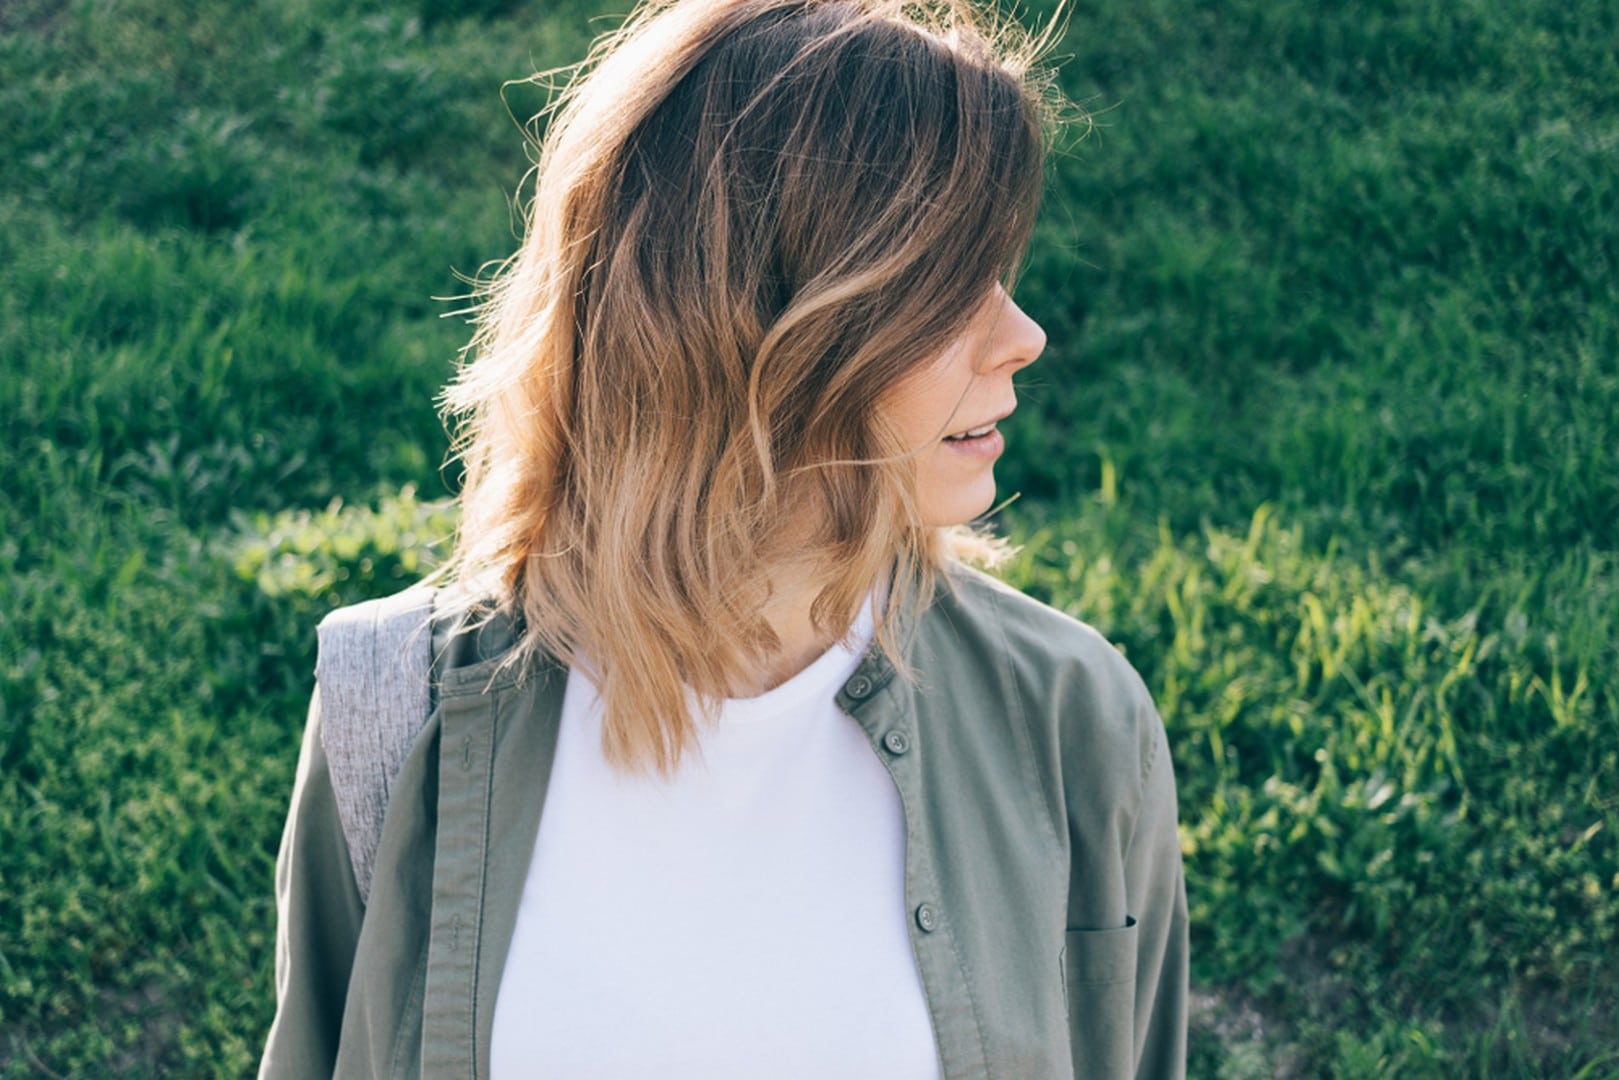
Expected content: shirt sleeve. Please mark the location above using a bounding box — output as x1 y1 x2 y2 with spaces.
258 688 366 1079
1061 660 1189 1080
1125 705 1189 1079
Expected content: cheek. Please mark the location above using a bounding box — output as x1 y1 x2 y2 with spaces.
889 376 972 450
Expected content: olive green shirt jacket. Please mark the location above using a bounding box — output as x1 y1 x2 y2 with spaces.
260 564 1189 1079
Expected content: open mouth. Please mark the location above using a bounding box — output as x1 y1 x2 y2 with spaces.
944 423 998 442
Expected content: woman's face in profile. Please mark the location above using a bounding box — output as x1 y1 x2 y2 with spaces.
879 284 1047 527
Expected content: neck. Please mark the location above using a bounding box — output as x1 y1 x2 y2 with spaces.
721 561 836 699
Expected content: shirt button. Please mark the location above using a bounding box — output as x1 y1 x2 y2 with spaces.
846 674 874 700
883 730 910 755
915 904 939 933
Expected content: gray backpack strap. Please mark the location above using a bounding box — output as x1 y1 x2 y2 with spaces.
314 585 437 903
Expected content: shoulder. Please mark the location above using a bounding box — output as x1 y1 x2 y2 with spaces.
315 583 436 686
932 561 1155 712
315 585 436 667
315 583 525 681
925 562 1164 790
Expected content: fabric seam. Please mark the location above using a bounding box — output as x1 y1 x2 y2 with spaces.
470 695 499 1079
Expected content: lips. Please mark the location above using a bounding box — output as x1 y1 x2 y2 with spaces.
943 407 1014 441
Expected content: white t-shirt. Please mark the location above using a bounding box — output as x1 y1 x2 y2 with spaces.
489 602 941 1079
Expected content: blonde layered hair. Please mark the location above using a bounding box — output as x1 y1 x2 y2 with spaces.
441 0 1057 772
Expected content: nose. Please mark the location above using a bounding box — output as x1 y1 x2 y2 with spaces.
978 286 1046 375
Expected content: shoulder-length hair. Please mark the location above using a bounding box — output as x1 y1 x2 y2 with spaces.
441 0 1060 773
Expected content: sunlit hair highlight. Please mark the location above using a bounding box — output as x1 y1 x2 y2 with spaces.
440 0 1062 773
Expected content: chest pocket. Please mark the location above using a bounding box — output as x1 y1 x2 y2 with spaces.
1062 917 1137 1080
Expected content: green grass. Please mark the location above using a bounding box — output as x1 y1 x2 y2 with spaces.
2 0 1615 1074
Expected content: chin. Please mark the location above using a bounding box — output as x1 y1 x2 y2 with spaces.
921 480 999 528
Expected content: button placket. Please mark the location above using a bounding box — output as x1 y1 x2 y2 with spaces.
421 687 498 1078
841 627 993 1077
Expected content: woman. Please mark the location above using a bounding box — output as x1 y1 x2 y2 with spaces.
260 0 1188 1076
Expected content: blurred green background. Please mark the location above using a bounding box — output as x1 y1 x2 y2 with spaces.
1 0 1615 1074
